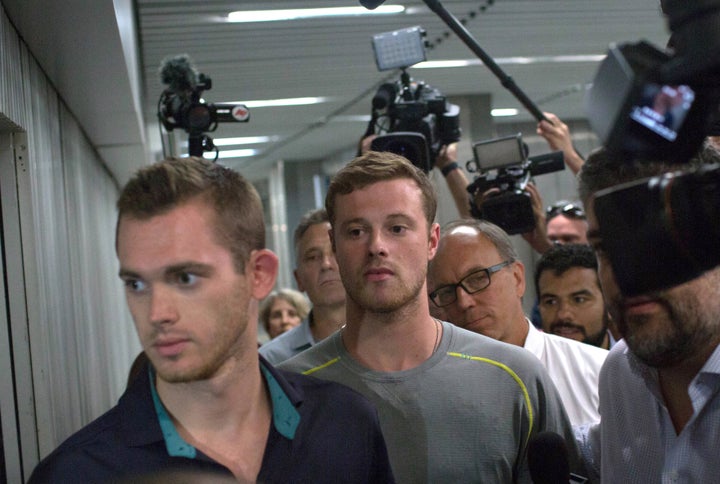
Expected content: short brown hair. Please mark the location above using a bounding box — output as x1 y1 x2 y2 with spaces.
325 151 437 227
116 157 264 272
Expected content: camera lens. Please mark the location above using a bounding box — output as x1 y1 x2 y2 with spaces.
186 104 212 131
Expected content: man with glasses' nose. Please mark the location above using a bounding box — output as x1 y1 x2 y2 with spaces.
428 218 607 426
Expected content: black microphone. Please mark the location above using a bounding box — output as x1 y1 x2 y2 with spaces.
359 0 387 9
527 431 570 484
159 54 199 93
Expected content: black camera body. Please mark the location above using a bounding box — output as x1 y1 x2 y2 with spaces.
370 73 461 172
469 167 534 235
157 55 249 157
587 0 720 164
586 41 717 164
585 0 720 295
467 134 564 235
594 162 720 296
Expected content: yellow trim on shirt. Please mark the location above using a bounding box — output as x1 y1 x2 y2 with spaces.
447 351 535 450
301 351 535 450
302 357 342 376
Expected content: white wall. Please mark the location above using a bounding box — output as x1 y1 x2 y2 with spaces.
0 4 137 481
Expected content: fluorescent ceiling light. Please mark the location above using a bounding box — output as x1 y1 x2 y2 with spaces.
212 136 279 146
203 149 258 160
416 60 474 69
491 108 519 117
236 97 330 108
413 54 606 69
228 6 404 23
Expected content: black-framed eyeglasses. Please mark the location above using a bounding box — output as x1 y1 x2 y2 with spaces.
429 260 512 307
546 201 586 221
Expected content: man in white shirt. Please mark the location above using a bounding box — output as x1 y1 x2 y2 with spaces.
428 218 608 425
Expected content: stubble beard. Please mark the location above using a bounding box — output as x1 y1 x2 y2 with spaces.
583 312 610 348
346 272 426 315
615 293 717 368
150 314 248 384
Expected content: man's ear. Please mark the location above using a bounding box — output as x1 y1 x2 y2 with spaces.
249 249 279 300
512 259 527 298
293 269 305 293
428 222 440 260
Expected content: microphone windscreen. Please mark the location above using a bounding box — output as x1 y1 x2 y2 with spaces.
159 54 198 93
527 431 570 484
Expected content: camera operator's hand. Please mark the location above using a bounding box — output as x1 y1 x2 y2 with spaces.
536 112 585 175
520 182 554 254
434 143 472 218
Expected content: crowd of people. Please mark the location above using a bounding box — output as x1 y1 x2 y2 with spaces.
27 89 720 482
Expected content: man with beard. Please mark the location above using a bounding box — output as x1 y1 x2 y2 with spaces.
29 157 394 483
281 151 584 482
535 243 616 349
574 145 720 482
428 219 608 426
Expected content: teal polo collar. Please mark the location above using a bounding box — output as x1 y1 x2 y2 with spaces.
149 362 301 458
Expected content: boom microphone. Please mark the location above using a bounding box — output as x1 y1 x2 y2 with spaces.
159 54 198 93
359 0 387 9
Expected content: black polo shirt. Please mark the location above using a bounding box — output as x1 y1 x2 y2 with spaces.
28 356 394 483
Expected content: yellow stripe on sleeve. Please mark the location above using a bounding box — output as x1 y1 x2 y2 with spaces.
301 357 341 376
447 352 535 450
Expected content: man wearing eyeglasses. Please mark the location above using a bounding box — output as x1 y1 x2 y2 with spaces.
427 218 607 426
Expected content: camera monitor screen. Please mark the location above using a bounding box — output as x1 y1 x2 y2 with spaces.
472 134 526 171
629 83 695 141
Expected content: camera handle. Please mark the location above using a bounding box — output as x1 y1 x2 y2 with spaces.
423 0 550 124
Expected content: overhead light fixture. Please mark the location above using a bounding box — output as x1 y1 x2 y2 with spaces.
203 149 258 160
232 97 330 108
413 54 606 69
491 108 519 117
228 6 405 23
212 136 279 146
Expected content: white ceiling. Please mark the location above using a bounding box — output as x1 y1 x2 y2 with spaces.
5 0 672 184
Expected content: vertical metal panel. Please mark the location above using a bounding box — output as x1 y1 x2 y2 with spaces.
0 2 136 478
0 132 28 484
268 160 292 290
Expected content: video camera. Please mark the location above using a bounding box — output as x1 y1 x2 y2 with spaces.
366 26 461 172
157 54 250 157
466 134 565 235
585 0 720 295
593 160 720 296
